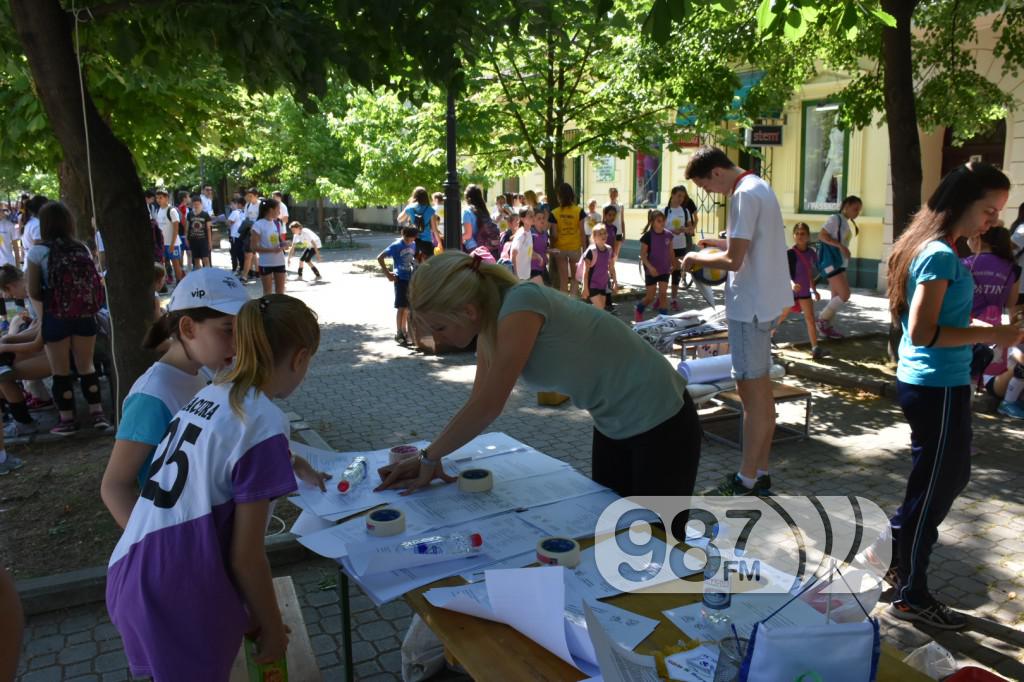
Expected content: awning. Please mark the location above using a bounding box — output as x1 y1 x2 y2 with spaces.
676 70 767 127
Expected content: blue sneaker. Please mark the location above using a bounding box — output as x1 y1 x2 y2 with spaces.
997 400 1024 419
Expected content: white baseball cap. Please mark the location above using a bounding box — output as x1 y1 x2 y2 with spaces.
168 268 250 315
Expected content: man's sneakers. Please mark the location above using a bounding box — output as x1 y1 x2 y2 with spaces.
816 319 843 340
997 400 1024 420
0 455 24 476
706 473 773 496
890 598 968 630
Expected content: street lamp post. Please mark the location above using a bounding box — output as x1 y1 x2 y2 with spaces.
443 84 461 251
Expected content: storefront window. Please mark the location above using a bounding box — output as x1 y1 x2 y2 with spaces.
801 102 847 213
633 146 662 208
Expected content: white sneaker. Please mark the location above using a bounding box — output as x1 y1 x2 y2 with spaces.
0 455 24 475
3 420 37 438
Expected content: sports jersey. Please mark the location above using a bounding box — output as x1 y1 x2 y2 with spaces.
640 228 673 276
252 218 286 267
116 361 211 486
0 219 15 266
106 383 297 681
665 206 692 250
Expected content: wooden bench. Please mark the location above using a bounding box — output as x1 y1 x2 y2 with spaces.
701 380 812 449
229 576 320 682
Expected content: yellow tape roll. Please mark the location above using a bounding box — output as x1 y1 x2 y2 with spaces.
458 468 494 493
366 507 406 537
536 537 581 568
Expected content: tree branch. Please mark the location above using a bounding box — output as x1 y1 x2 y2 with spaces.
562 105 676 155
483 42 546 169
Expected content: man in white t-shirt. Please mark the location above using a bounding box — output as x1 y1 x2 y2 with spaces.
200 185 215 217
0 206 16 267
226 197 245 275
154 189 184 282
683 147 791 496
272 191 289 223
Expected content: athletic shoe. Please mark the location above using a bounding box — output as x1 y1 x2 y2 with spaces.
26 397 54 412
0 364 13 381
4 420 37 438
997 400 1024 419
811 345 828 360
770 336 779 349
816 319 843 340
755 474 774 496
50 419 79 436
671 299 680 312
634 307 644 323
0 456 24 475
706 473 757 496
315 274 323 281
92 413 113 431
889 598 967 630
395 333 410 347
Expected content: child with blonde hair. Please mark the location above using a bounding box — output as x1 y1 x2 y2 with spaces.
107 294 323 680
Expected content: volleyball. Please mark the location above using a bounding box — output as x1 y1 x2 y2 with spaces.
689 246 728 286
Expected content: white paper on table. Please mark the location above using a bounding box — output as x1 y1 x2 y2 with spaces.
519 490 634 540
289 509 334 538
348 541 486 576
446 432 533 462
459 550 536 583
665 645 718 682
583 602 660 682
423 581 497 621
342 513 546 604
662 592 826 642
564 594 659 663
285 494 311 513
400 468 607 531
446 446 570 480
589 536 702 595
565 546 627 602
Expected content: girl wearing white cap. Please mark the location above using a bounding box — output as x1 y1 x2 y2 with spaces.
101 268 329 528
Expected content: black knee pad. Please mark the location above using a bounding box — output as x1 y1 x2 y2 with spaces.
51 374 76 412
79 372 102 405
671 269 681 286
1015 364 1024 380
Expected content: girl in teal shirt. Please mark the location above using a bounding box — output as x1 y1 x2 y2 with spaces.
883 162 1023 630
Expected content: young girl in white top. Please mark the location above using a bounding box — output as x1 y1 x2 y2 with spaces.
817 195 863 338
107 294 322 681
101 268 247 528
250 198 287 295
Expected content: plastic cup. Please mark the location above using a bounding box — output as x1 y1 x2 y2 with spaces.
714 636 749 682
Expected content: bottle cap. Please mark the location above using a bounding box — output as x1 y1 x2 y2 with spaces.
338 480 350 493
469 533 484 548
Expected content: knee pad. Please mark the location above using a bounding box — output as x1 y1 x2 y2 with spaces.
1014 364 1024 380
79 372 102 405
51 374 75 412
671 270 681 286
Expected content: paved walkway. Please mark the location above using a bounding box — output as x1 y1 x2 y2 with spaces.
15 237 1024 681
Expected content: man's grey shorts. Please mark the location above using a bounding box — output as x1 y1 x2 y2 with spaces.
728 317 774 380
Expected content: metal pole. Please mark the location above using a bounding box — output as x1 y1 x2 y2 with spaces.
443 84 462 251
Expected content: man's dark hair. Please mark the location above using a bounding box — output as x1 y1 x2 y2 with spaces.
401 226 419 239
245 187 258 196
685 146 735 180
144 189 156 199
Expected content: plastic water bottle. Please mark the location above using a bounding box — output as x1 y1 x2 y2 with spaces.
336 456 368 493
700 561 733 640
398 532 483 556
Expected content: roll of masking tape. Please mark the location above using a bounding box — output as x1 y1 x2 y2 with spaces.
458 468 494 493
389 444 420 465
366 507 406 537
536 537 581 568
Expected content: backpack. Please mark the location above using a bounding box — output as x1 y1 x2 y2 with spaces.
474 211 501 261
46 240 105 319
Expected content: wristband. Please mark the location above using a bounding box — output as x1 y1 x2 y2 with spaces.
925 326 941 348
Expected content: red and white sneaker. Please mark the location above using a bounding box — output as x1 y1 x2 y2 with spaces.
26 396 54 412
816 319 843 340
671 299 680 312
634 306 644 323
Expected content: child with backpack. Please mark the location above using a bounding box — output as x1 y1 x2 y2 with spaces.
399 187 438 261
106 294 322 681
25 201 109 434
187 196 213 269
635 210 673 322
581 224 614 310
774 223 826 359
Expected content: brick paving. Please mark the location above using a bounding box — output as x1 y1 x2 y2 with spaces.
15 236 1024 680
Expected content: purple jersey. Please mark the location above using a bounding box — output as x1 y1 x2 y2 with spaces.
640 228 673 276
531 228 549 270
787 246 819 298
603 222 619 245
583 244 612 291
963 253 1017 322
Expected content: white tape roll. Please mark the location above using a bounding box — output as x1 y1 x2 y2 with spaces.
389 444 420 465
536 537 581 568
458 468 494 493
366 507 406 537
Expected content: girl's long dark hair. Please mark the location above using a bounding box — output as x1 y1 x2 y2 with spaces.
464 184 489 222
887 162 1010 323
641 210 665 237
980 225 1015 263
257 198 279 220
38 201 75 243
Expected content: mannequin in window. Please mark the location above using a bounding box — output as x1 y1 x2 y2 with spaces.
815 126 845 205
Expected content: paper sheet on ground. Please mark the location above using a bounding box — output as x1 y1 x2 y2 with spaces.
583 602 660 682
341 512 544 604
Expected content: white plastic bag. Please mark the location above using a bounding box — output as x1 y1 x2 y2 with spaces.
400 614 446 682
902 642 957 680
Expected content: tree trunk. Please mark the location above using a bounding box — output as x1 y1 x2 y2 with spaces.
542 156 555 202
882 0 922 240
12 0 158 419
553 152 566 199
58 159 93 243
